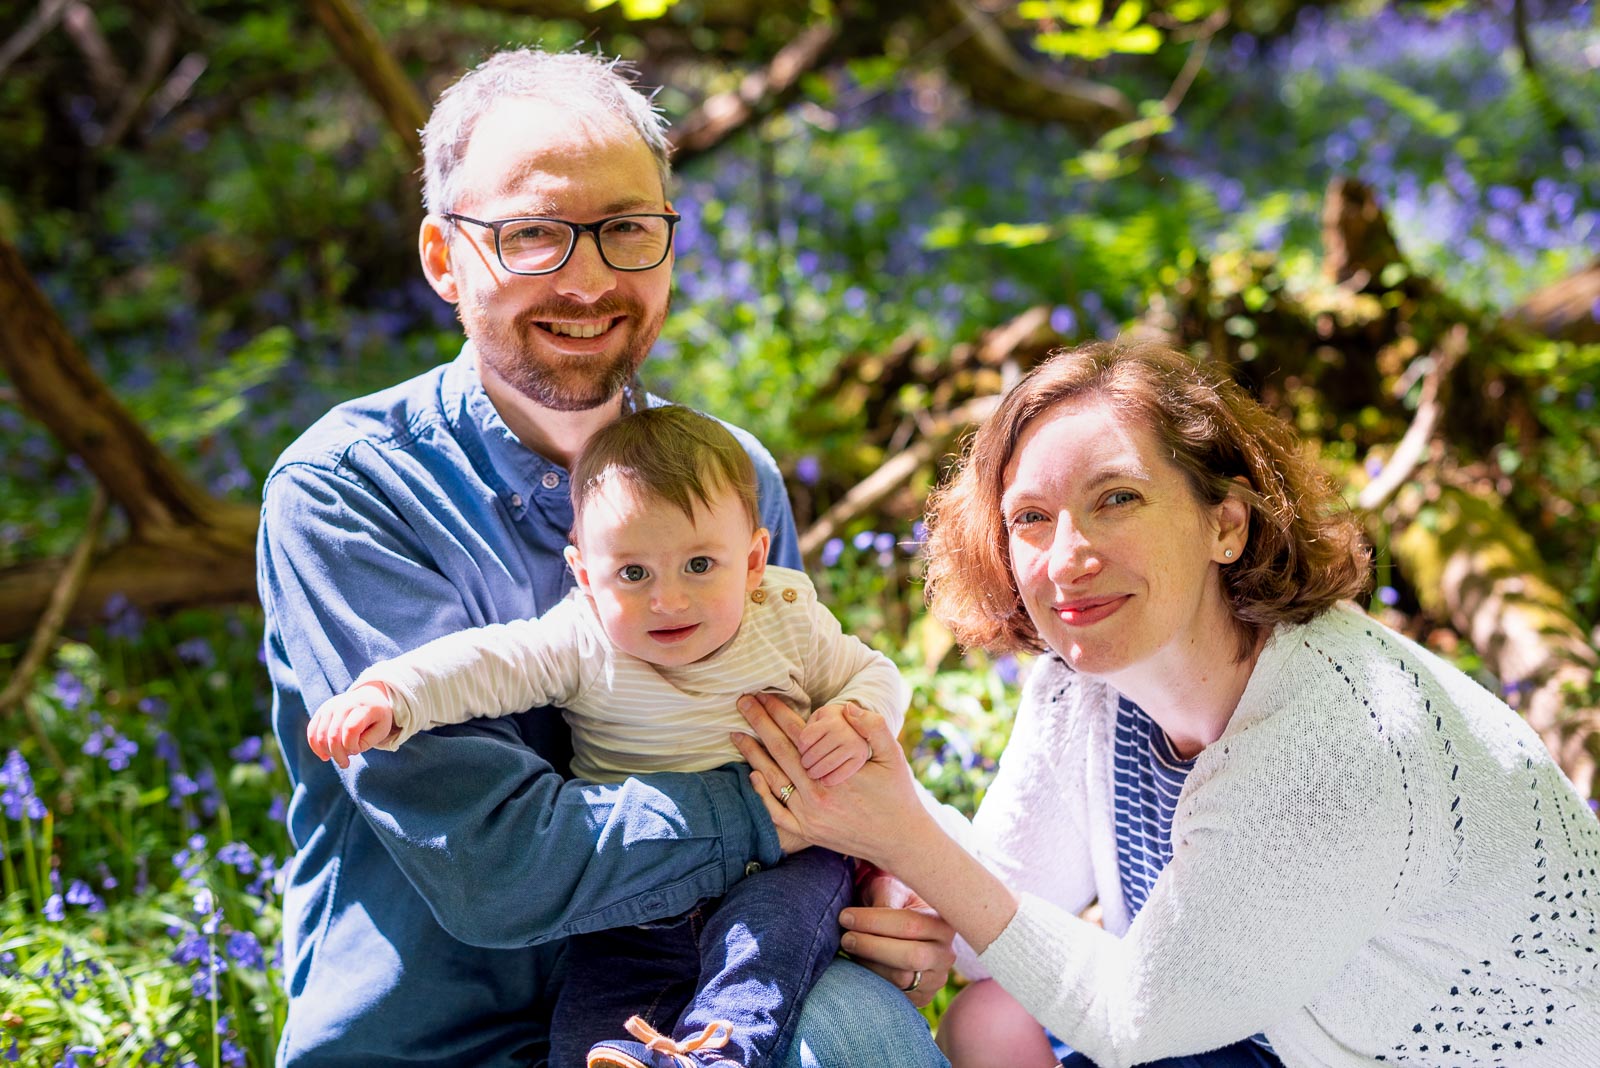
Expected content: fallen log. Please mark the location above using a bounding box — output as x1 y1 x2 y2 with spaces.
1391 482 1599 797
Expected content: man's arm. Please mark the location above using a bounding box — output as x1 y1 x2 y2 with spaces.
261 461 782 948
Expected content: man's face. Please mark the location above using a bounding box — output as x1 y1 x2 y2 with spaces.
429 99 673 412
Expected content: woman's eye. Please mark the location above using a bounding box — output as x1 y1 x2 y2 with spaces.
1104 490 1139 507
1009 509 1047 528
618 564 648 583
686 557 713 575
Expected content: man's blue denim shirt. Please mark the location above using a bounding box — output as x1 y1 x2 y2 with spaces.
258 347 796 1065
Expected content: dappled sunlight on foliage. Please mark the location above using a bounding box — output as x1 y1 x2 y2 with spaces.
3 0 1598 1061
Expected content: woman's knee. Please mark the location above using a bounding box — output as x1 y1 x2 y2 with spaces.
936 979 1057 1068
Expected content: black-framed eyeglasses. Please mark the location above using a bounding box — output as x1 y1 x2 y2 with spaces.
442 211 681 276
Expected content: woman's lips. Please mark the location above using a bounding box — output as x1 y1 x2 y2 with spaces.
1055 595 1129 626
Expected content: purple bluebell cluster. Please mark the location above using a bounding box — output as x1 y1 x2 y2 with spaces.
1 750 47 821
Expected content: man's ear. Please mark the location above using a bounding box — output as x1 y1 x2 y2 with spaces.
745 527 771 592
420 214 460 303
564 544 593 595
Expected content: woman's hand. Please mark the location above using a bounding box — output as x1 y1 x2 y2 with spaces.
731 693 926 867
840 865 957 1008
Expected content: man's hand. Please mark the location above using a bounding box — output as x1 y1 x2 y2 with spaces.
797 703 873 785
307 681 399 768
839 863 957 1009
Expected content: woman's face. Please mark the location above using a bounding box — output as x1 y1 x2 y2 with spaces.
1001 394 1242 684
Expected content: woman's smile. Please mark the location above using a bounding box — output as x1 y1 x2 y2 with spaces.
1054 594 1129 626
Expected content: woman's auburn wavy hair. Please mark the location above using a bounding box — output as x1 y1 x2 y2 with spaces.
922 338 1372 660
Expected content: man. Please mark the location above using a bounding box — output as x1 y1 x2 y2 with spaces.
258 48 953 1066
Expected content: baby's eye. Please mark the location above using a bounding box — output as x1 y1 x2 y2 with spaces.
618 564 649 583
686 556 714 575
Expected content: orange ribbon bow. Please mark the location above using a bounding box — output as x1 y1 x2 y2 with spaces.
622 1016 734 1068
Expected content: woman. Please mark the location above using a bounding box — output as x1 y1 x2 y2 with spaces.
733 339 1600 1067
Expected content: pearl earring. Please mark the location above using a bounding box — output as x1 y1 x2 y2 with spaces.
1224 549 1235 559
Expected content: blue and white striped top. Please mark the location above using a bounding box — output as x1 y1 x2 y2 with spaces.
1112 697 1196 919
1112 697 1276 1057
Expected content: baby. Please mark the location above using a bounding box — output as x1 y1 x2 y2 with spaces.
307 404 907 1068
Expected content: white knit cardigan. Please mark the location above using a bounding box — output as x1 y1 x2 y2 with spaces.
946 603 1600 1067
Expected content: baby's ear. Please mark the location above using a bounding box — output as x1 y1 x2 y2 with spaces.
745 527 771 592
564 544 592 594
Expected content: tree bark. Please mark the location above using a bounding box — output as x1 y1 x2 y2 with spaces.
1391 482 1599 797
0 235 217 536
935 0 1134 134
0 234 260 643
670 21 844 168
308 0 429 160
1508 257 1600 344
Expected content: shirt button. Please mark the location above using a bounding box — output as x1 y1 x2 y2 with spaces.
781 588 798 603
509 494 522 508
750 589 767 604
744 861 762 876
541 472 560 490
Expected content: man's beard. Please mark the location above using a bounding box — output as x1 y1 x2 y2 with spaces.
469 294 667 412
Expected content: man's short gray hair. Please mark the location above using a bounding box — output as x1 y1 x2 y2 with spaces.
420 49 673 216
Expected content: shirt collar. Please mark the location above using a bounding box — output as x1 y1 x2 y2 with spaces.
444 341 570 524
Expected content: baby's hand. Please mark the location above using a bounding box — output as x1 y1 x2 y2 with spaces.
307 682 398 769
797 702 874 785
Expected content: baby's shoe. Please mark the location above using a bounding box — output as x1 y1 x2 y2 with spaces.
586 1017 738 1068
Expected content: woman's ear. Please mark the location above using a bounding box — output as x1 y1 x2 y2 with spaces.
746 527 771 592
1213 478 1251 563
564 544 593 595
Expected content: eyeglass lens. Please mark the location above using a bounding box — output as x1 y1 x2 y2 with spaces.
499 216 671 273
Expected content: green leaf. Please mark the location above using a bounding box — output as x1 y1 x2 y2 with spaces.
589 0 678 16
1019 0 1103 26
1109 0 1145 31
972 222 1056 248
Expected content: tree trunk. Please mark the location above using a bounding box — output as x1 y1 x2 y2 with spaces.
1391 483 1600 797
0 234 260 643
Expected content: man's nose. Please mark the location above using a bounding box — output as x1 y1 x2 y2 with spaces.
552 232 617 303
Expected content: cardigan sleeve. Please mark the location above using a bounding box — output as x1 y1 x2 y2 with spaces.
952 655 1100 980
974 686 1416 1068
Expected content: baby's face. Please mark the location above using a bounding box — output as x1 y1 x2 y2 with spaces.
568 479 767 667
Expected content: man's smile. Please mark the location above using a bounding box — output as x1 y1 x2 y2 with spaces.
540 317 622 339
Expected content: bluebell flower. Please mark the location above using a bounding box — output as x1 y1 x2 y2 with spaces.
52 669 86 710
795 456 821 486
1 750 48 820
820 539 844 568
994 655 1021 686
217 841 256 875
44 893 65 921
226 931 266 970
852 530 876 551
229 736 263 763
172 932 209 966
1377 586 1401 607
1049 305 1077 335
175 637 215 667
